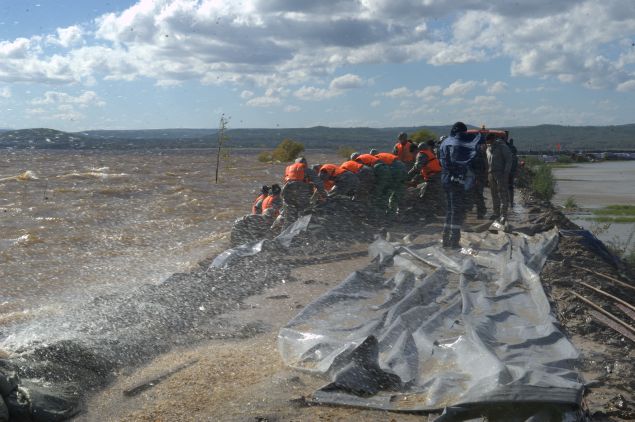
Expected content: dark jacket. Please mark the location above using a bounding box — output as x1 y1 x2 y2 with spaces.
486 141 513 175
439 132 481 189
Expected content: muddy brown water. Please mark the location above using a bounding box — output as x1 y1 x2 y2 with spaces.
0 149 340 337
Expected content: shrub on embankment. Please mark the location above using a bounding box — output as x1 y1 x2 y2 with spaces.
258 138 305 162
518 160 556 202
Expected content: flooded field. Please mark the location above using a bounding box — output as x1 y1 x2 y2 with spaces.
0 148 338 330
552 160 635 252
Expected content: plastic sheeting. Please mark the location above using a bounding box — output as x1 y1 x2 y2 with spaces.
210 215 312 269
278 228 584 412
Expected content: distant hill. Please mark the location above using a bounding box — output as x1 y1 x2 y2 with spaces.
1 124 634 151
82 128 216 140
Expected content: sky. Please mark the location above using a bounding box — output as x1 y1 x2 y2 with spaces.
0 0 634 131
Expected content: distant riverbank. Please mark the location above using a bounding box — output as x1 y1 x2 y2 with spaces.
552 160 635 253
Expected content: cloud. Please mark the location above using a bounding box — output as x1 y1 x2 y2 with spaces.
240 90 255 99
443 80 478 96
246 96 281 107
329 73 364 90
294 86 335 101
47 26 84 47
31 90 105 107
487 81 507 94
0 87 10 98
383 87 411 98
284 105 301 112
415 85 442 101
370 99 381 107
616 79 635 92
0 0 633 94
295 73 366 100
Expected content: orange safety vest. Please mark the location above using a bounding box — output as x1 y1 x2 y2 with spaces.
319 163 347 178
340 160 364 174
262 194 280 217
375 152 398 165
394 141 416 163
355 154 380 167
251 193 266 214
283 162 307 183
420 149 441 180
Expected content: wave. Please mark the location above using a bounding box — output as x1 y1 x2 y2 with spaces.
0 170 39 182
0 233 37 251
57 171 129 180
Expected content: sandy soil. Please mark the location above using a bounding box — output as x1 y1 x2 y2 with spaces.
77 197 635 422
78 240 432 422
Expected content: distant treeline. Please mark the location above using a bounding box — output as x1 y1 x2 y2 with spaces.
1 124 634 151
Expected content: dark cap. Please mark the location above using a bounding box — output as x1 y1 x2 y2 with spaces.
270 183 281 194
398 132 408 141
261 185 270 194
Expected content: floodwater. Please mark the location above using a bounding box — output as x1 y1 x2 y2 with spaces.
552 160 635 252
0 149 242 329
0 148 336 332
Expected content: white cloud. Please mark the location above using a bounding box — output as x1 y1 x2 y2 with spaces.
370 99 381 107
246 96 281 107
294 86 335 101
616 79 635 92
0 0 633 95
295 74 366 100
329 73 364 90
47 26 84 47
0 87 10 98
383 87 411 98
415 85 441 101
284 105 301 112
240 90 255 99
487 81 507 94
443 80 478 96
31 90 105 107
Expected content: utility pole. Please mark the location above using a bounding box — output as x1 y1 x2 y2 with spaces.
214 114 228 184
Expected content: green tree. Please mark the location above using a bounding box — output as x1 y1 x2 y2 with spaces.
271 138 305 162
531 165 556 201
410 129 438 144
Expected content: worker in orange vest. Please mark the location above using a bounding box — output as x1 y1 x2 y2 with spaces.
340 157 375 204
251 185 269 214
281 157 324 226
261 183 282 218
409 140 442 182
318 164 359 198
393 132 417 170
353 152 391 211
408 140 445 217
372 149 408 215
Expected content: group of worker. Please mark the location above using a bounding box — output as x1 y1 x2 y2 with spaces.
251 132 444 227
249 122 518 249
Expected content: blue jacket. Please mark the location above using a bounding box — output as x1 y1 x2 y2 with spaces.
439 132 481 190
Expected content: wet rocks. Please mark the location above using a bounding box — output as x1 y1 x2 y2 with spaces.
0 366 80 422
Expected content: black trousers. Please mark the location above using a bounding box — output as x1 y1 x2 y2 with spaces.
443 182 466 247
